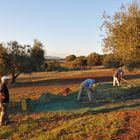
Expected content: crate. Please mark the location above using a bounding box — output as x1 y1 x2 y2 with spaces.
21 98 31 111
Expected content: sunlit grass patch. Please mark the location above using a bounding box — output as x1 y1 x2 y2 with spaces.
30 112 124 140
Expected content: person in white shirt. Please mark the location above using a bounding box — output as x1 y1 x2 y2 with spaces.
0 76 11 126
113 67 124 87
77 79 97 102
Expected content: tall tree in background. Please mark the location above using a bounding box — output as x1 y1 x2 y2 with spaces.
0 41 32 83
102 1 140 69
0 40 46 83
30 39 45 71
0 43 7 75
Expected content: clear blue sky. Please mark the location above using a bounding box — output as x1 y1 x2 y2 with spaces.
0 0 132 57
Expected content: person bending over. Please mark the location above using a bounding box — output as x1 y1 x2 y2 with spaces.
77 79 97 102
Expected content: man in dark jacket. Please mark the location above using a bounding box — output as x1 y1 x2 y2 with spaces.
0 76 11 126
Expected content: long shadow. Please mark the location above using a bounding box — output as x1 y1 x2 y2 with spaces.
10 102 140 126
94 103 140 114
33 99 140 113
11 74 140 88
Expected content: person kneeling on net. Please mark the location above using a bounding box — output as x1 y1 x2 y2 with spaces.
77 79 97 102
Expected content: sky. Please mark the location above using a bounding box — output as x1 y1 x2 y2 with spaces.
0 0 133 57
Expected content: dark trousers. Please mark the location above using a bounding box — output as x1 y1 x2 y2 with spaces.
0 103 10 123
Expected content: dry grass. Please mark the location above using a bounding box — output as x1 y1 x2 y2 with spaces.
0 109 140 140
0 68 139 140
9 68 140 101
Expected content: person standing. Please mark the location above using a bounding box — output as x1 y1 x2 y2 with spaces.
0 76 11 126
77 79 97 102
113 67 124 87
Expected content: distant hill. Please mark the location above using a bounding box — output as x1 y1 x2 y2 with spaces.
45 56 64 60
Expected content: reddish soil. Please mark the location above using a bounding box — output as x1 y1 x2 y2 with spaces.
113 110 140 140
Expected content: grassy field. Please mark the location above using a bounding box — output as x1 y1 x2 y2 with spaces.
9 68 140 100
1 68 140 140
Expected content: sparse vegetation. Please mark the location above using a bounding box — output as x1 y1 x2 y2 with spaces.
0 69 140 140
0 0 140 140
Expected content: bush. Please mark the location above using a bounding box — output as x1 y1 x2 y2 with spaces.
103 54 122 68
125 59 140 71
46 61 70 72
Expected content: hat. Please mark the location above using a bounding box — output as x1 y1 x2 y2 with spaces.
94 80 98 83
1 76 11 83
